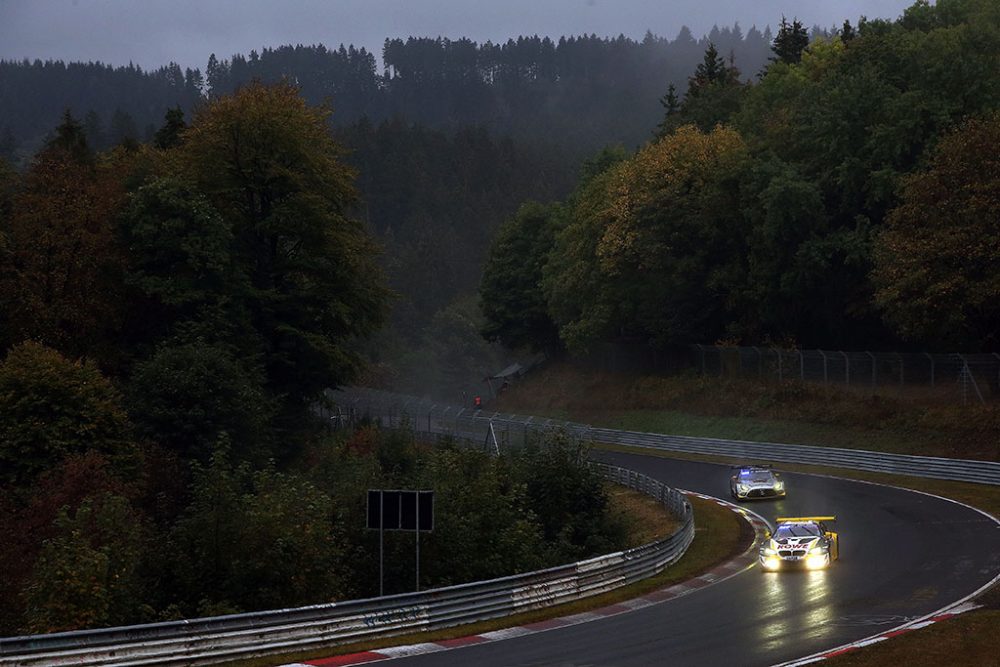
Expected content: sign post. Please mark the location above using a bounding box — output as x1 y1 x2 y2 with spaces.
367 490 434 596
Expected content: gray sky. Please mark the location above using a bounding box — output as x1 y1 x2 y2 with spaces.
0 0 916 72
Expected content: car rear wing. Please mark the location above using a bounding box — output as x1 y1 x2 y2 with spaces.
776 516 836 523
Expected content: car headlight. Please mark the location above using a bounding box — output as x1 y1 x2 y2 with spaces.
762 546 777 555
774 481 784 491
738 484 750 492
809 546 827 555
805 554 829 570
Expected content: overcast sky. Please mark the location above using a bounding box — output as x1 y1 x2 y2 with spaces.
1 0 916 72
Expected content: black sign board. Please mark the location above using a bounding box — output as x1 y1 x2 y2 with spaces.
367 490 433 531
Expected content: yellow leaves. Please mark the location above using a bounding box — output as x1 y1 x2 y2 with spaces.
594 124 748 272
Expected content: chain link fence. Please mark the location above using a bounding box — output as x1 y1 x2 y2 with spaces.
691 346 1000 405
581 343 1000 405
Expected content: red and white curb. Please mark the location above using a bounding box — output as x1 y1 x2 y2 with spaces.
276 491 767 667
774 601 982 666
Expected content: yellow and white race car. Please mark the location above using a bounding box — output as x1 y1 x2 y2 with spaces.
760 516 839 571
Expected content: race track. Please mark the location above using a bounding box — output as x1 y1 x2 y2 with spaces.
366 451 1000 666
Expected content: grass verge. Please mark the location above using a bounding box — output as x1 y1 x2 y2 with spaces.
821 584 1000 666
223 493 749 667
496 363 1000 460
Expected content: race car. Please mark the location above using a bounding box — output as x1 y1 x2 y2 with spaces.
760 516 839 571
730 465 786 500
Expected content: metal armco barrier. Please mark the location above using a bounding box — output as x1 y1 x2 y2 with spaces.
339 388 1000 486
0 455 693 666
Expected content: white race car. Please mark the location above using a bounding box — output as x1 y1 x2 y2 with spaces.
730 465 786 500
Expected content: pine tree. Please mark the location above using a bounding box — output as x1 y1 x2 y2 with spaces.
154 106 186 149
0 126 15 162
771 16 810 65
46 110 92 164
654 84 681 138
841 20 857 43
687 42 727 97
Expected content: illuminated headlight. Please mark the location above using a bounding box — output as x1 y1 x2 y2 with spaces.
762 546 777 556
738 484 750 493
805 554 829 570
763 556 782 571
774 481 784 491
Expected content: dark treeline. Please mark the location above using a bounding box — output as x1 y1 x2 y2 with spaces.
1 24 776 161
481 0 1000 356
0 60 203 155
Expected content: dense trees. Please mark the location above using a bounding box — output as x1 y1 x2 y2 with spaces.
873 114 1000 350
537 125 749 351
480 202 562 352
0 81 632 634
482 0 1000 355
1 26 774 161
177 82 388 415
0 114 127 357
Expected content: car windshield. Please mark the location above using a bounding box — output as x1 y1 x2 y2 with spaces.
740 470 773 483
775 523 821 538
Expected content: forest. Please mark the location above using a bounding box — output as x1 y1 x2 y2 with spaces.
482 0 1000 356
0 83 627 633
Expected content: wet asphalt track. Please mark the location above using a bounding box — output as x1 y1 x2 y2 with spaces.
378 451 1000 667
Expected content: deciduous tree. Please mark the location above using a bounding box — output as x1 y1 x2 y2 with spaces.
874 114 1000 350
178 82 388 415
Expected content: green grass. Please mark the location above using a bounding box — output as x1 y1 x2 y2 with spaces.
222 494 748 667
497 363 1000 460
823 584 1000 667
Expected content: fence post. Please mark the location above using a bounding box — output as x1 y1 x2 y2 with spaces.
820 350 828 384
776 348 783 382
867 351 876 393
753 346 763 379
925 352 936 388
695 344 705 375
896 352 904 386
994 353 1000 393
841 351 850 386
800 350 805 381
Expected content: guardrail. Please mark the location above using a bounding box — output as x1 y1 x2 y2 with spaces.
338 388 1000 486
0 462 692 666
